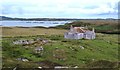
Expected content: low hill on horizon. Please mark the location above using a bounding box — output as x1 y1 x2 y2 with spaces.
0 16 80 21
54 19 119 34
0 16 118 21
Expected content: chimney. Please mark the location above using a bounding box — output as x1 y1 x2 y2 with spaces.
70 25 73 28
92 28 95 32
70 25 74 32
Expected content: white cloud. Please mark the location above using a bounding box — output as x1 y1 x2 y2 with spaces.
0 0 119 18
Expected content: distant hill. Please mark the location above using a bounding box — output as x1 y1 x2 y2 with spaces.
0 16 80 21
0 16 14 20
54 19 119 34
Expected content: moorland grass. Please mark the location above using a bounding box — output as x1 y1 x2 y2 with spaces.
2 30 119 68
2 27 67 37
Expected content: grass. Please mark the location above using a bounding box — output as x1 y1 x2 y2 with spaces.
1 27 119 68
2 27 67 37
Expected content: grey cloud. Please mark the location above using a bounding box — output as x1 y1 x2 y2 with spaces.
95 2 118 16
107 2 118 10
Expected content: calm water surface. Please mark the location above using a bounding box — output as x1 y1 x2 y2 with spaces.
0 21 73 27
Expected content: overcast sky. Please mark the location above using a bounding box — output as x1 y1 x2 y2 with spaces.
0 0 119 18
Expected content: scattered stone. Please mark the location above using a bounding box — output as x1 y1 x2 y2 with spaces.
16 58 29 62
36 38 43 41
13 40 35 45
74 66 78 68
80 46 85 49
22 59 29 62
38 66 42 69
54 66 69 68
34 46 44 53
42 40 49 43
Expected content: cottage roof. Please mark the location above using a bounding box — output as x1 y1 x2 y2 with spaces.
72 27 89 33
74 27 85 33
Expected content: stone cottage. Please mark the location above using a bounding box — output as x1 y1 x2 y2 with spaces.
64 25 95 39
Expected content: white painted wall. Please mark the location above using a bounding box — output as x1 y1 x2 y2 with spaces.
64 31 95 40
